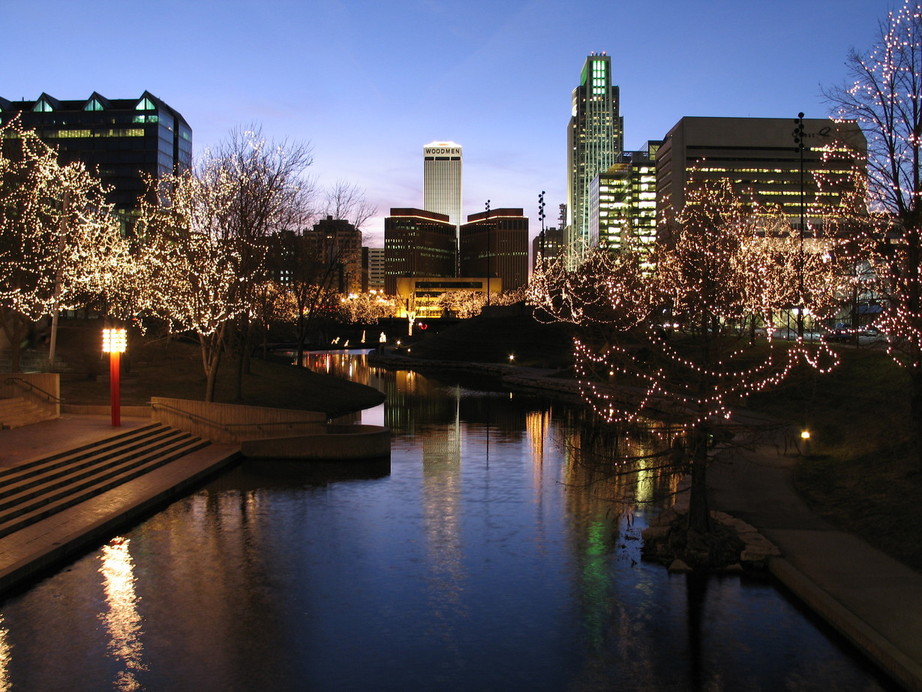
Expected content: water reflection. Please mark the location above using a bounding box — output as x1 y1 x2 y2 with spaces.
98 537 146 691
0 352 897 690
0 615 9 692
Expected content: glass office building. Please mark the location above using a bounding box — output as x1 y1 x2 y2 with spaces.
566 53 623 266
0 91 192 230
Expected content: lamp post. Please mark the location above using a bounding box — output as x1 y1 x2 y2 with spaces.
793 112 806 339
102 328 127 427
485 200 491 305
537 190 546 265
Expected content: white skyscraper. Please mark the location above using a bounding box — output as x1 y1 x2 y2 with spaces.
423 141 463 229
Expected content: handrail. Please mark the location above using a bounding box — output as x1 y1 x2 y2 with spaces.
149 401 328 433
4 377 63 404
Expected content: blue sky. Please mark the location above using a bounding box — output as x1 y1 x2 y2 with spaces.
1 0 897 245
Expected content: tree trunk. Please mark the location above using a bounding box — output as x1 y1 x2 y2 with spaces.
1 312 29 374
686 422 712 533
200 328 224 403
910 368 922 464
233 317 249 402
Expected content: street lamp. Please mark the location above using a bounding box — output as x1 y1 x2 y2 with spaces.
537 190 546 264
102 328 127 427
485 200 491 305
793 112 806 338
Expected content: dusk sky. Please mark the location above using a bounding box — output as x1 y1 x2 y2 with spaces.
1 0 897 245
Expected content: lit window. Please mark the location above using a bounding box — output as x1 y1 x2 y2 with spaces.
85 99 104 111
33 99 53 112
136 97 156 111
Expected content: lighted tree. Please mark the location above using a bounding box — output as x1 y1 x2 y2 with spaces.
0 119 128 372
335 291 397 325
825 0 922 454
437 290 486 319
530 179 841 535
134 165 243 402
437 287 529 320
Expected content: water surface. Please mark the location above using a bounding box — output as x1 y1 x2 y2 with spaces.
0 352 895 690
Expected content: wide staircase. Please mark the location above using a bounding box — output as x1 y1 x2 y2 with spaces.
0 423 210 540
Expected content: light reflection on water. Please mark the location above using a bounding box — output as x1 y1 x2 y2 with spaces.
0 352 897 690
98 538 146 691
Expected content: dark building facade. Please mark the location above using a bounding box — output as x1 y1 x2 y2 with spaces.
0 91 192 229
307 216 363 294
532 226 564 269
656 116 866 236
459 208 529 291
384 208 456 294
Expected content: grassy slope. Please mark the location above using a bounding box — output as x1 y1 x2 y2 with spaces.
750 346 922 570
55 322 384 416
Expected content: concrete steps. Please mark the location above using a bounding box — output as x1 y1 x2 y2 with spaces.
0 423 209 539
0 397 50 429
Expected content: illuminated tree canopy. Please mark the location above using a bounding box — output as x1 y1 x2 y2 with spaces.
134 164 244 401
825 0 922 456
530 179 842 532
0 118 127 371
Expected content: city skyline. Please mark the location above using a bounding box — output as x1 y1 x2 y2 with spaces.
1 0 896 246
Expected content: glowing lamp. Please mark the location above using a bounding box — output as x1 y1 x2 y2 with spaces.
508 354 515 362
102 328 127 427
102 328 127 354
800 430 811 440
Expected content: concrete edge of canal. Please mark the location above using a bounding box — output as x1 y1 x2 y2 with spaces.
770 556 922 691
0 443 240 597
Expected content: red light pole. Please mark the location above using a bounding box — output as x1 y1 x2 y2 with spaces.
102 328 127 427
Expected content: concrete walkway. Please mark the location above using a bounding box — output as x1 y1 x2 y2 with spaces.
0 414 239 595
710 445 922 692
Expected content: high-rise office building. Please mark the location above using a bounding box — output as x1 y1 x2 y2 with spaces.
459 208 529 292
423 141 463 230
532 227 564 269
384 208 457 294
364 247 386 292
656 117 866 235
566 53 623 265
591 141 661 266
307 216 363 294
0 91 191 231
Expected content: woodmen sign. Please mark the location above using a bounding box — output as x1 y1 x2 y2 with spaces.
424 146 461 156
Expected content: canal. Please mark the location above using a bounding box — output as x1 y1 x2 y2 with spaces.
0 352 897 690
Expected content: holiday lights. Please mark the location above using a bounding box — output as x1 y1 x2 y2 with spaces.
825 0 922 456
529 176 847 532
0 117 129 372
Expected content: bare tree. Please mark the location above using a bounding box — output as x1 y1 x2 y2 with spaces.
321 180 376 229
212 126 314 399
269 230 344 365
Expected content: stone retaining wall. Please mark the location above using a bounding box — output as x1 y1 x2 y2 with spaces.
1 373 60 421
150 397 327 444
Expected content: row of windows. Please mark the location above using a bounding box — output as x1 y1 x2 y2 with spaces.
44 128 146 139
30 96 157 114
